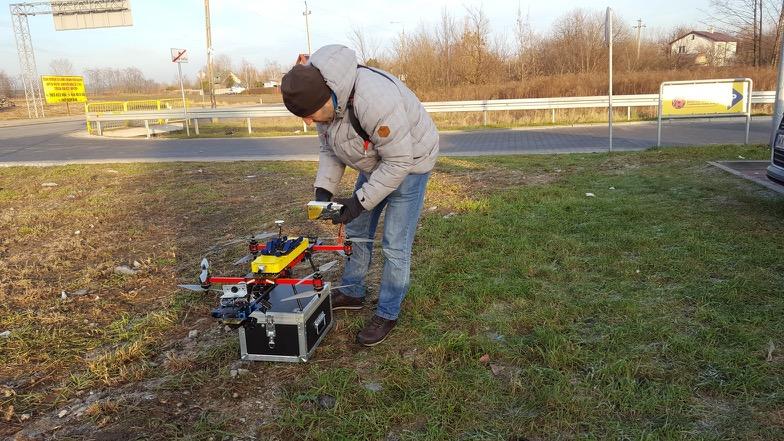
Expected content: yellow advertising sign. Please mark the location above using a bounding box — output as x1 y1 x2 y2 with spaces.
41 75 87 104
661 80 750 117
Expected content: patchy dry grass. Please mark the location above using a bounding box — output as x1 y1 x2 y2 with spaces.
1 145 783 440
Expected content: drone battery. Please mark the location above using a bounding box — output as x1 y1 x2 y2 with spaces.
238 283 334 362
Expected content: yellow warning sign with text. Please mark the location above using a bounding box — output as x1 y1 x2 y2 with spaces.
661 80 750 117
41 75 87 104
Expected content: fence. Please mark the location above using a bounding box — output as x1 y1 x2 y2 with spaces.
84 98 189 134
84 91 778 137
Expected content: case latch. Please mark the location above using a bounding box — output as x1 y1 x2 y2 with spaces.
313 311 326 335
265 315 276 349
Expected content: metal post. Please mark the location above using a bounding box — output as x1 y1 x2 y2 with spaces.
747 78 753 145
607 7 613 152
657 83 663 147
96 120 102 136
247 117 252 134
193 118 200 135
483 109 488 126
627 106 631 121
144 120 151 139
177 62 190 136
551 108 555 124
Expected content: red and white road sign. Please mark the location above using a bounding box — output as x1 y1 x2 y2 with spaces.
171 48 188 63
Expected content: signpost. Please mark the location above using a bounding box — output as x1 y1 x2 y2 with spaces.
171 48 190 136
605 7 613 152
657 78 752 146
41 75 86 116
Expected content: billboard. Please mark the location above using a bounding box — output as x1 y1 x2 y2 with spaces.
41 76 87 103
661 79 750 117
51 0 133 31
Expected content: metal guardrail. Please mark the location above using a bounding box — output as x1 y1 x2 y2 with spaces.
84 98 190 134
85 91 777 137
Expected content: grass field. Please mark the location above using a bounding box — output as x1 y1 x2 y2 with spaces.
1 145 783 440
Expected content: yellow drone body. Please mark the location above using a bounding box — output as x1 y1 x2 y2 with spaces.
250 237 310 274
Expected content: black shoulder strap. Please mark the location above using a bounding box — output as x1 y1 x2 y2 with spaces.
346 65 398 146
347 87 371 144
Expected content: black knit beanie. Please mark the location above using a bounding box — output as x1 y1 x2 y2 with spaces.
281 64 331 117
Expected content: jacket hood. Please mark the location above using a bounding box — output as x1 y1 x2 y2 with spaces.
308 45 357 118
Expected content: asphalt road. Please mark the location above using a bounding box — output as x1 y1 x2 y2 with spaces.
0 117 774 166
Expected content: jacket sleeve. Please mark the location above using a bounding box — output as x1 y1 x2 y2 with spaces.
313 123 346 195
353 92 415 209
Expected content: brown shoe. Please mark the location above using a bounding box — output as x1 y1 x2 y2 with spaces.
356 315 397 346
331 289 364 310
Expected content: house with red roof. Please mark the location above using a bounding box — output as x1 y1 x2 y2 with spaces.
670 30 737 66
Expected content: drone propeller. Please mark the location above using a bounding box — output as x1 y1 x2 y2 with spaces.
199 258 210 284
319 236 376 244
280 284 354 302
295 260 338 285
346 237 375 243
177 284 222 293
234 254 254 266
250 232 277 241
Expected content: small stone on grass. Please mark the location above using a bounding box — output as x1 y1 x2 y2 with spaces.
317 395 336 409
114 265 137 276
364 382 383 392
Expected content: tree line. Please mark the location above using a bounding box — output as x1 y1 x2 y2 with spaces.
356 2 784 95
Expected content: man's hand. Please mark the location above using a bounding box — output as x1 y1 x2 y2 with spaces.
314 187 333 202
331 194 364 225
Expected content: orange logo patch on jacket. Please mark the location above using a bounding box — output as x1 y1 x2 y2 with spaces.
377 126 391 138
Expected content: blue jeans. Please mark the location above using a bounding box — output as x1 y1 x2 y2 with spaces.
340 171 431 320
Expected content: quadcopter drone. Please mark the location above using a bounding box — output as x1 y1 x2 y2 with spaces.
178 201 372 329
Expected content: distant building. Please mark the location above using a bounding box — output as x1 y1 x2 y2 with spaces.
670 30 737 66
263 80 279 88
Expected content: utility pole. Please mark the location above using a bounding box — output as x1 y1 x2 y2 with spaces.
303 1 312 55
633 18 646 61
753 0 758 66
204 0 216 108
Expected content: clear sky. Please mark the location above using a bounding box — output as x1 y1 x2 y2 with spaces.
0 0 711 84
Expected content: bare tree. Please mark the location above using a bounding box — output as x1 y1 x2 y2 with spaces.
514 3 539 78
0 71 14 98
436 7 457 85
49 58 74 75
239 59 258 88
348 26 381 63
459 5 492 84
260 60 284 82
212 53 234 86
83 66 158 93
705 0 782 65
